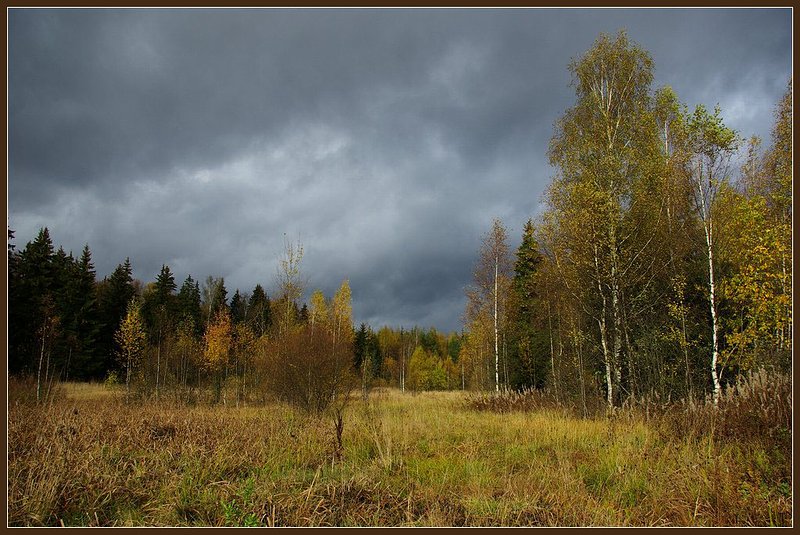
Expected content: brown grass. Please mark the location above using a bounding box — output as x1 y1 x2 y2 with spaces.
7 378 792 526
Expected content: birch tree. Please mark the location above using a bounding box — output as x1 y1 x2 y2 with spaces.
275 236 305 334
685 104 739 405
466 218 512 392
203 309 233 403
309 289 329 336
547 30 664 408
115 297 147 396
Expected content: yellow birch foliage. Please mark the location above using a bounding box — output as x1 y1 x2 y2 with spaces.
115 299 147 378
309 289 330 331
720 189 791 370
332 279 353 344
203 311 232 373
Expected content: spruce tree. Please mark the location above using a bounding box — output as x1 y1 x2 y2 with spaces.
96 258 136 376
508 219 549 389
9 228 55 374
247 284 271 337
177 275 203 335
230 289 247 324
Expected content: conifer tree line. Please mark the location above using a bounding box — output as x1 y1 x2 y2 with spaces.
7 228 466 403
460 32 792 409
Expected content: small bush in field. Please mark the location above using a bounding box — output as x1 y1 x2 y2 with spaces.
264 324 357 414
104 371 120 388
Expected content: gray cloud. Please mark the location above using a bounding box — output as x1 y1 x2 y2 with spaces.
8 8 792 332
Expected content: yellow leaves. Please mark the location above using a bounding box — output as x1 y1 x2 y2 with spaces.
718 187 791 370
233 323 257 362
309 289 329 330
407 346 452 391
203 311 232 373
332 279 353 343
115 298 147 370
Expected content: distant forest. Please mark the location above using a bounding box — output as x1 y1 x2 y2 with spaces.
8 32 791 411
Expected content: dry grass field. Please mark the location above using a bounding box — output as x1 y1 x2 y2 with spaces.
7 380 792 526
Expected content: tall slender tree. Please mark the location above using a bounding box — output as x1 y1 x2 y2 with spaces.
465 218 512 391
508 219 549 389
115 297 147 395
547 30 664 407
685 104 739 404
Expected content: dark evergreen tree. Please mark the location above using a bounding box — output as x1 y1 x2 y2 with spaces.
71 245 102 379
353 323 380 376
177 275 202 335
353 323 370 370
508 219 549 389
7 228 21 367
230 289 247 324
247 284 272 337
419 327 440 354
144 265 178 332
9 228 55 374
447 333 462 363
154 264 177 304
96 258 136 376
52 245 102 380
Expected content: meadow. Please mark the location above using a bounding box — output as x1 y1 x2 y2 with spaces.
7 378 792 527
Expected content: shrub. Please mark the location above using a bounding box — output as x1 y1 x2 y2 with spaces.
104 371 120 388
263 324 357 414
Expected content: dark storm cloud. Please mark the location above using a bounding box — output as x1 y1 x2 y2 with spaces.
8 8 791 332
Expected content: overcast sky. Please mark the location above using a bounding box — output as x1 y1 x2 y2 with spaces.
8 8 792 333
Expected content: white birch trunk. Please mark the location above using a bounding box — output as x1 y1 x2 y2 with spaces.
494 256 499 392
704 219 721 405
36 336 45 403
547 301 556 397
696 168 721 405
611 269 623 402
156 333 161 399
594 247 614 408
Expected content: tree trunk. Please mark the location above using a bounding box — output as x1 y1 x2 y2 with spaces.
156 332 161 400
44 343 52 403
401 347 405 393
594 247 614 409
704 220 722 405
362 358 368 401
494 256 500 392
64 346 72 382
696 166 722 406
609 218 623 405
502 331 508 388
126 354 132 398
36 334 46 404
547 302 555 393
